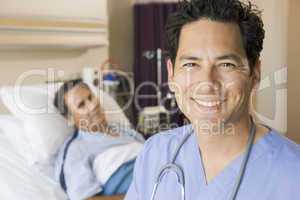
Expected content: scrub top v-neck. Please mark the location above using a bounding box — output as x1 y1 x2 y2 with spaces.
125 125 300 200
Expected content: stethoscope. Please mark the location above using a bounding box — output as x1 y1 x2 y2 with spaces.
150 117 257 200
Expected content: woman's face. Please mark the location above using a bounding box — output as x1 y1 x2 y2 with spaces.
64 83 107 132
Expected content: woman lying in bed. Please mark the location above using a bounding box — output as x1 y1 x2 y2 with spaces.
53 79 144 200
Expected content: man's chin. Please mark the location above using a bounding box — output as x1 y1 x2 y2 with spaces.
191 117 236 136
189 113 224 123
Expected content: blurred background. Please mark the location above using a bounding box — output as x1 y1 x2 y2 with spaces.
0 0 298 143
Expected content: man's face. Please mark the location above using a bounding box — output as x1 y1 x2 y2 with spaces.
167 19 260 126
64 83 107 131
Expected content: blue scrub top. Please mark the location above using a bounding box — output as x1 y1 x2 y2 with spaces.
125 124 300 200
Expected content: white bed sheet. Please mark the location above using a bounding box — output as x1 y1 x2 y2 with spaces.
0 125 67 200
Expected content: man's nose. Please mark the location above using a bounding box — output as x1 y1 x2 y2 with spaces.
202 65 218 82
194 66 220 94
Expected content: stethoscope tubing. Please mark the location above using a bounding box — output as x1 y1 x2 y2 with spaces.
150 117 256 200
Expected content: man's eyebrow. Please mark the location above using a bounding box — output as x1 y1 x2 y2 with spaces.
178 54 243 62
179 55 202 61
215 54 243 62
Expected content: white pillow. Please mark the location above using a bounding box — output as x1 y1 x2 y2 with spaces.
0 83 131 166
0 116 34 164
0 129 67 200
0 84 75 166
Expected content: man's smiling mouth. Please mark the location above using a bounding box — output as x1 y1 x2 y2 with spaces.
194 99 221 107
191 97 226 109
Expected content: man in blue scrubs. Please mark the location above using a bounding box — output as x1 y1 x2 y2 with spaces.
125 0 300 199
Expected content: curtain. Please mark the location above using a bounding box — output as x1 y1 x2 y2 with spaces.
133 2 185 126
134 0 178 4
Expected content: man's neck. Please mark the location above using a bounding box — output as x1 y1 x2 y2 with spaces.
193 117 251 160
192 116 269 183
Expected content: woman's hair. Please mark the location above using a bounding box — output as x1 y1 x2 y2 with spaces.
165 0 265 72
54 79 86 117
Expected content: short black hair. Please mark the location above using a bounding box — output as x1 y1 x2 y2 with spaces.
166 0 265 72
54 79 85 117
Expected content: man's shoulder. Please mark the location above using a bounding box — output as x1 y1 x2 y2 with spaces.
141 124 193 154
270 131 300 178
133 124 193 181
273 131 300 162
261 130 300 192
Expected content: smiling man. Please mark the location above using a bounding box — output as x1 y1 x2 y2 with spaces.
125 0 300 199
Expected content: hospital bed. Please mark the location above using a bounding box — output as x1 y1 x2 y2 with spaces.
0 84 131 200
0 114 67 200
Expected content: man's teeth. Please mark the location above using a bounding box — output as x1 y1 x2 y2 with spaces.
194 99 221 107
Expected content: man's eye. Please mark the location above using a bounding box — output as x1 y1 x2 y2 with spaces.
88 94 92 101
183 63 198 68
219 63 237 69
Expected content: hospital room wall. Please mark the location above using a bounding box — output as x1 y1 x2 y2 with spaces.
107 0 135 72
254 0 300 143
0 48 108 113
287 0 300 143
0 0 132 114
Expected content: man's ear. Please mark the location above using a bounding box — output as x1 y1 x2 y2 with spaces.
251 59 261 91
167 58 176 92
